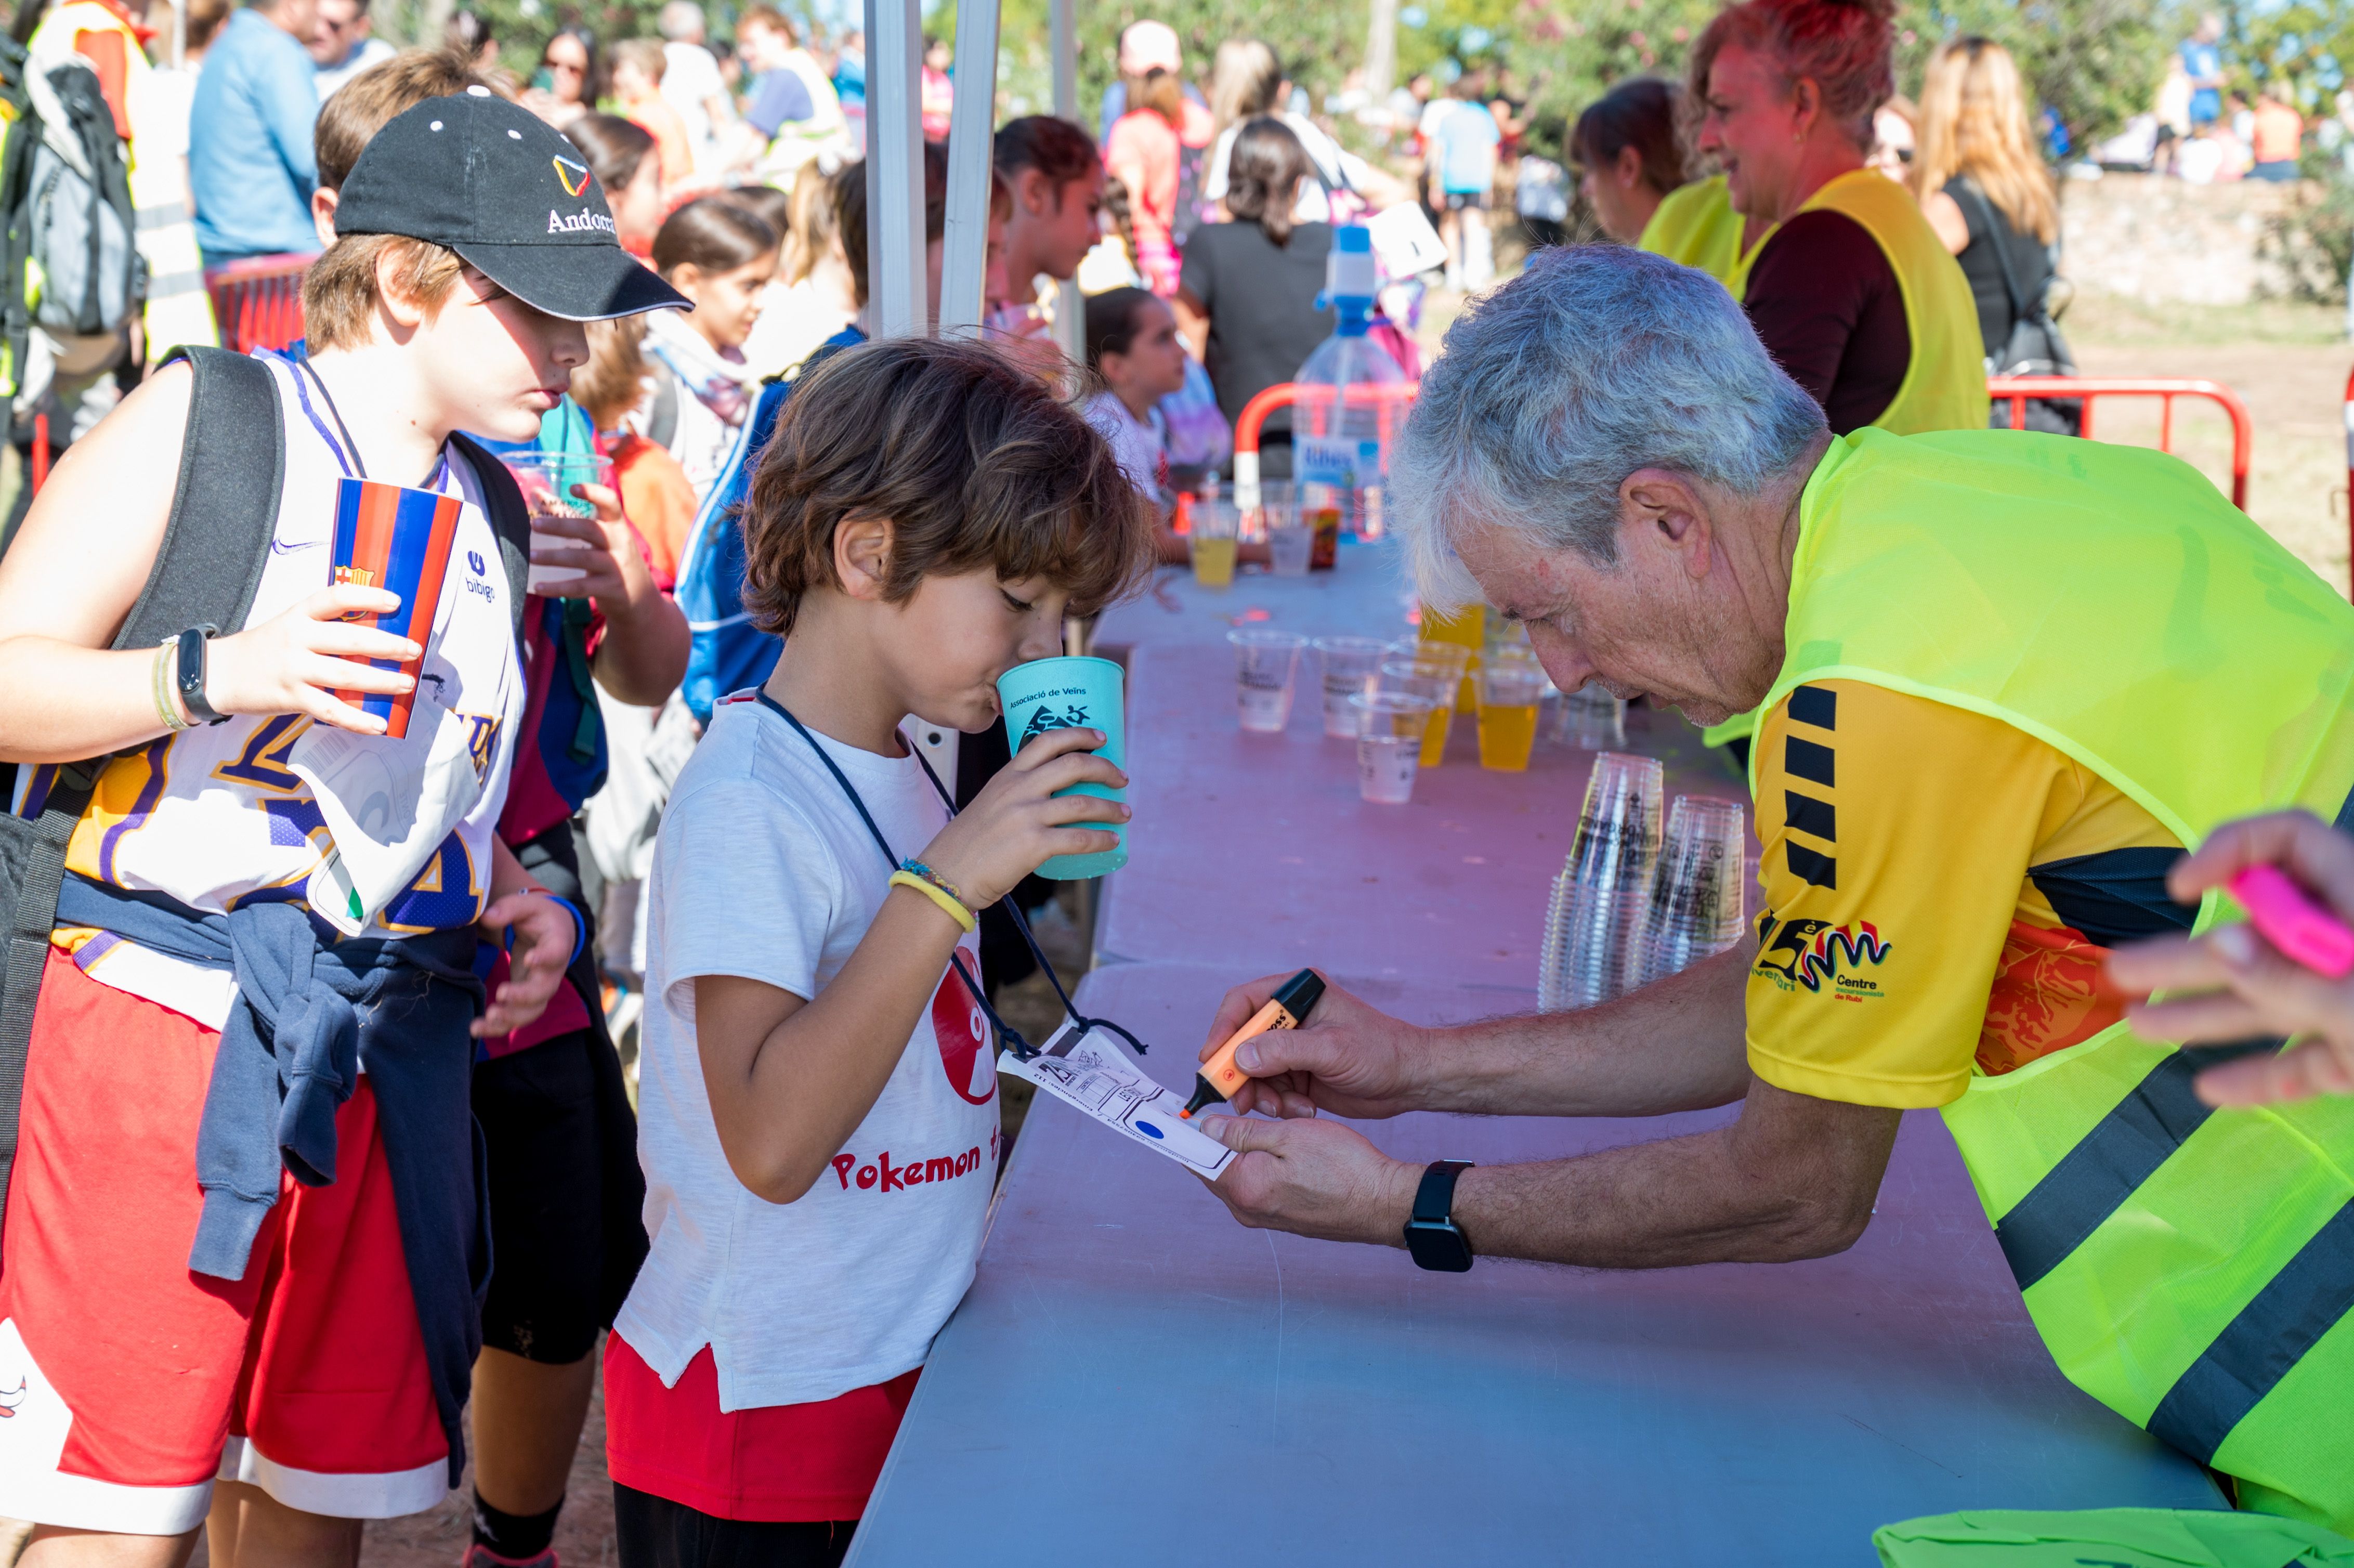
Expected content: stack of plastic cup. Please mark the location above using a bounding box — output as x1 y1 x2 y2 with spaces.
1380 650 1467 766
1553 681 1628 750
1350 691 1435 804
1188 498 1240 590
1624 796 1748 992
1476 654 1548 772
1313 636 1392 739
1536 752 1665 1011
1228 629 1307 732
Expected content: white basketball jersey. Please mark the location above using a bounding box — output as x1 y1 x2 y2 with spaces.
16 355 524 1025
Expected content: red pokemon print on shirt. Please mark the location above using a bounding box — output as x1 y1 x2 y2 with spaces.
930 965 996 1105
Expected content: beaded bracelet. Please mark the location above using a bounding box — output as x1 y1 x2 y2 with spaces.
899 858 972 911
888 869 977 933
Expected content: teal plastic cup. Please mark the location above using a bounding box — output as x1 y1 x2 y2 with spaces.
997 656 1127 879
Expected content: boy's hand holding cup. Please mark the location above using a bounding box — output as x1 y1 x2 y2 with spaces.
200 582 424 735
915 725 1128 911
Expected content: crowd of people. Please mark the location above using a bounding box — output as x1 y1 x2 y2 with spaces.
0 0 2349 1564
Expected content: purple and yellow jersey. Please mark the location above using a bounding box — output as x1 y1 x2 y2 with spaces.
12 355 525 1026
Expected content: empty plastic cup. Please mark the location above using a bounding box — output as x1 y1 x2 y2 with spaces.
1313 636 1392 739
1268 524 1313 577
1554 682 1628 750
997 656 1127 879
1381 655 1464 766
1228 629 1307 733
1476 657 1548 772
1189 498 1239 590
1624 795 1748 991
1246 479 1294 545
1351 691 1434 804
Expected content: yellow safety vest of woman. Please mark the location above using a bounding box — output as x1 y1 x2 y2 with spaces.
1697 169 1990 752
1756 425 2354 1535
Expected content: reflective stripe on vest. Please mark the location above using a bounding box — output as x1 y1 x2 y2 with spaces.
1756 426 2354 1534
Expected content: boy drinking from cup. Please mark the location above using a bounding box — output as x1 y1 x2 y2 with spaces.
0 92 686 1563
603 336 1146 1564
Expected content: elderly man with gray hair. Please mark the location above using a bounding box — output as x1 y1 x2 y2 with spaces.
1194 245 2354 1535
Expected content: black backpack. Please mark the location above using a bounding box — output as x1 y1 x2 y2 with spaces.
0 348 533 1234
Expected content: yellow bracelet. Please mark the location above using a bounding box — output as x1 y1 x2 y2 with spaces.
889 869 976 933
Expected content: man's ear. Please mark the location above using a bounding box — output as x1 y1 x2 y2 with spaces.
1618 467 1714 579
833 516 894 600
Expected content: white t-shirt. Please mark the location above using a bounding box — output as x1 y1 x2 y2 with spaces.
1084 390 1167 496
615 691 999 1413
662 41 728 166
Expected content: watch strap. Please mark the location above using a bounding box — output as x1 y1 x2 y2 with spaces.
1413 1159 1474 1223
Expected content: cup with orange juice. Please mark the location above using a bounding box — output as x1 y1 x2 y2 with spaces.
1188 498 1239 590
1476 655 1548 772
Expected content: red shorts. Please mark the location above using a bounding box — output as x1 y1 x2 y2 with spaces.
0 949 446 1533
603 1333 917 1522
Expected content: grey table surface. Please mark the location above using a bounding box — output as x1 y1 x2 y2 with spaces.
846 962 2221 1567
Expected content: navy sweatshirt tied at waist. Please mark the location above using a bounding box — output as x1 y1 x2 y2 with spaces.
53 874 491 1484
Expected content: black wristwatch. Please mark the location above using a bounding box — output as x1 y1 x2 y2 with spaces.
1402 1159 1475 1272
174 624 228 725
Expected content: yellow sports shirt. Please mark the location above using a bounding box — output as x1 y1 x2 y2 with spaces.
1745 680 2186 1109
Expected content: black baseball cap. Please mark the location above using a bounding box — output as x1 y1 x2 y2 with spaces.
334 89 689 322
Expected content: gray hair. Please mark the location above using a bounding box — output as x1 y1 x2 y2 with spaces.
1391 245 1825 608
657 0 706 41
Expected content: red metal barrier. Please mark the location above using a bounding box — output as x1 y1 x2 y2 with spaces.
204 253 311 356
1988 376 2253 512
1232 380 1420 503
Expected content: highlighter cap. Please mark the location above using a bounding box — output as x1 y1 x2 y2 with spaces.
1273 969 1325 1021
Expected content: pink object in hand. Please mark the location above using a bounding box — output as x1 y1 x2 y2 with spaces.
2229 864 2354 978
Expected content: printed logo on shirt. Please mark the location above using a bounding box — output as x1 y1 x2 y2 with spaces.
931 969 998 1105
827 1125 1000 1193
463 713 504 785
467 550 487 577
552 155 594 197
1754 912 1894 999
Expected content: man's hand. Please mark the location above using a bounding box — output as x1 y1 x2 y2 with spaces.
2108 810 2354 1106
1200 972 1428 1120
1197 1114 1421 1246
473 891 574 1038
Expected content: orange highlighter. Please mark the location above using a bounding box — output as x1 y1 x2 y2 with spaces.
1180 969 1326 1118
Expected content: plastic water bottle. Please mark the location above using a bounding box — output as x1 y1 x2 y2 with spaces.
1284 225 1407 554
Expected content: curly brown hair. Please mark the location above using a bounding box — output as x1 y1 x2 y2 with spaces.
741 336 1152 638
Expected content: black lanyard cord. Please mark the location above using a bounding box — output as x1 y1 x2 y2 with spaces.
752 690 1147 1063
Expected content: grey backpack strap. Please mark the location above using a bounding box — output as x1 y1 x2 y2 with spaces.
0 344 283 1239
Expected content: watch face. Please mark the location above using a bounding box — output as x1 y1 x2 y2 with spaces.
1404 1220 1474 1273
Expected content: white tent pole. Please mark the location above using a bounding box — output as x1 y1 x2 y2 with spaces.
937 0 1001 333
866 0 927 338
1050 0 1080 363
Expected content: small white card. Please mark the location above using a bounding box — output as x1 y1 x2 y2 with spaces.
1000 1020 1235 1179
289 688 486 936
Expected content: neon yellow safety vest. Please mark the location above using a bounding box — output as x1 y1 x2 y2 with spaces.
1756 426 2354 1534
28 2 219 364
1698 168 1992 753
1637 175 1766 295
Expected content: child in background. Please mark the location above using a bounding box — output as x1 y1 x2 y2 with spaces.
645 198 780 495
611 38 697 190
748 160 859 380
604 336 1149 1564
721 182 808 381
1075 173 1145 294
578 317 700 589
566 112 669 258
1082 285 1185 497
